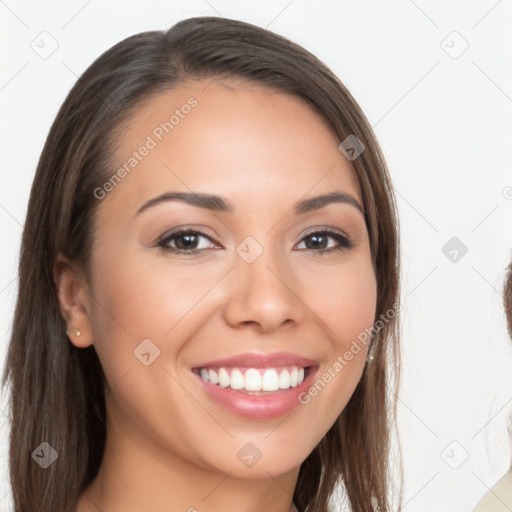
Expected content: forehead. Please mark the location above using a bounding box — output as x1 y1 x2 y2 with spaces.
102 79 361 215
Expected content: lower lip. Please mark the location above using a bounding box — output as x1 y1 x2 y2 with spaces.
193 367 318 420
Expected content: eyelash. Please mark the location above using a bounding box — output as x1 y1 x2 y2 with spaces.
156 226 353 256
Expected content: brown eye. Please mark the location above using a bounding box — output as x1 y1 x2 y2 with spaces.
296 229 352 252
157 229 218 254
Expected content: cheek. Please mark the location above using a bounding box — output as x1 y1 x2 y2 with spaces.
87 252 224 382
301 256 377 347
292 254 377 431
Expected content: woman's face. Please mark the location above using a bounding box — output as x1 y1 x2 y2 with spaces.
81 79 377 479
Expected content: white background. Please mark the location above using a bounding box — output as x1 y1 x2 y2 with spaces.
1 1 512 511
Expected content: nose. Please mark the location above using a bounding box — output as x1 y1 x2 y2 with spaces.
222 247 306 333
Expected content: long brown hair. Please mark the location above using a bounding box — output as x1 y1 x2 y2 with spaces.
1 16 401 512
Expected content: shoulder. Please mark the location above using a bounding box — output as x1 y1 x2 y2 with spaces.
473 468 512 512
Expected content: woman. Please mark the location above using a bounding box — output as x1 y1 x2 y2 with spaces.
473 264 512 511
1 16 401 512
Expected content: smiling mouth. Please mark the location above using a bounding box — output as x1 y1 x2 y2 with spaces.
192 366 312 394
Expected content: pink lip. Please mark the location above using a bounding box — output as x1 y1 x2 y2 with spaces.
192 351 317 370
191 352 319 420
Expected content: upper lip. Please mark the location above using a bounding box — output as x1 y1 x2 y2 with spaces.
192 352 318 369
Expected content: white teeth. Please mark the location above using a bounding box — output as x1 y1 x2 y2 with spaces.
230 369 245 390
244 368 262 391
290 368 298 387
218 368 230 388
197 366 307 392
261 369 279 391
279 369 291 389
208 369 219 385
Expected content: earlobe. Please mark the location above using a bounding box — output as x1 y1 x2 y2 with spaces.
65 326 91 348
53 253 94 348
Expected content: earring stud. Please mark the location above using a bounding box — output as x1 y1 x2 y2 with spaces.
66 329 81 337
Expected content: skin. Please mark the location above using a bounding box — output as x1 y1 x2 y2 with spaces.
54 78 377 512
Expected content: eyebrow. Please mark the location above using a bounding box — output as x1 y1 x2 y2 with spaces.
135 190 364 217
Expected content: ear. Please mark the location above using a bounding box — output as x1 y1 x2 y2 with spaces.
53 253 93 348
